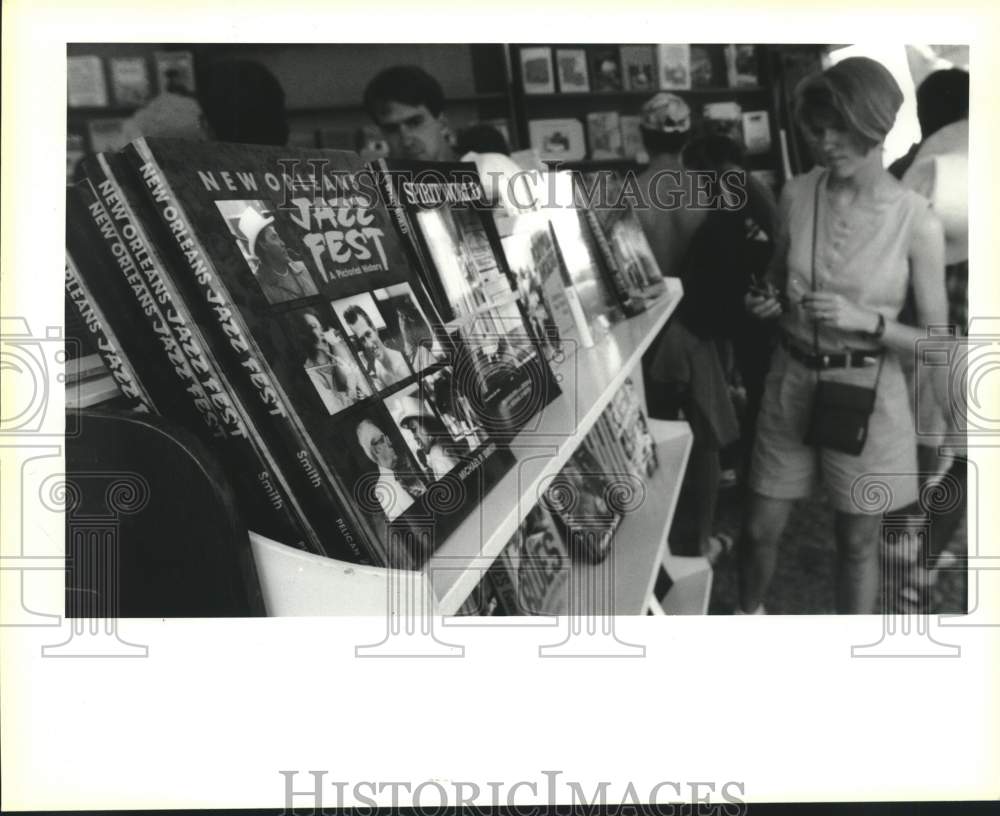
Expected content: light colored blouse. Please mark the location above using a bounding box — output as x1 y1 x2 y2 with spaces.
780 166 930 352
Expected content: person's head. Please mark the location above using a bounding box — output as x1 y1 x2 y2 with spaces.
298 309 325 348
363 65 451 161
795 56 903 178
238 207 289 268
915 68 969 139
357 419 397 469
343 305 382 358
639 92 692 157
396 299 431 346
199 60 288 146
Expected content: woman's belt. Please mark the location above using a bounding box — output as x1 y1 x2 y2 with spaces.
780 333 883 370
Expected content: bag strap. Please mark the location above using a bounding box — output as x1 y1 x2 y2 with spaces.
810 170 886 391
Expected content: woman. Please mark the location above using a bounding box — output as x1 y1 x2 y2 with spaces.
297 310 371 413
740 57 947 614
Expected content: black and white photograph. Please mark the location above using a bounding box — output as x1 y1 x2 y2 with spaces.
331 290 413 392
5 13 996 813
278 303 373 415
372 281 448 376
214 198 320 304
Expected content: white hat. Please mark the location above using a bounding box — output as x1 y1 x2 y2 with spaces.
237 207 274 257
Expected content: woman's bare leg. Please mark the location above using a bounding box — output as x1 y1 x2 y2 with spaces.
738 493 796 613
834 511 883 613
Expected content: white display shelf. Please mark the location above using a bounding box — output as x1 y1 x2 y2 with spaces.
251 280 686 616
428 279 683 614
571 418 693 616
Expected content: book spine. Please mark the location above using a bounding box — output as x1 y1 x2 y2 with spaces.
64 249 156 414
122 141 381 567
80 164 322 557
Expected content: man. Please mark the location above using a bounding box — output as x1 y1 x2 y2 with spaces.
342 304 411 389
238 207 318 304
356 419 425 521
363 65 456 162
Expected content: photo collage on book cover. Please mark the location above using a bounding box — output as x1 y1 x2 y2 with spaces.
212 194 491 527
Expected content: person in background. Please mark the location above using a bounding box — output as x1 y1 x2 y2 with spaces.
198 59 289 147
889 68 969 607
363 65 456 161
740 57 948 614
455 123 510 157
679 134 778 453
637 93 741 565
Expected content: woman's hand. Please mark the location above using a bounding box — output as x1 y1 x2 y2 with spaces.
800 292 878 333
745 291 783 320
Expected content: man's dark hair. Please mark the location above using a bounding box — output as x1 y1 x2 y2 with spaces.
363 65 446 119
343 305 375 330
199 60 289 146
916 68 969 139
640 127 689 157
455 123 510 156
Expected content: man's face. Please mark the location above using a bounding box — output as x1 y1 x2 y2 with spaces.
354 319 383 359
257 223 289 266
373 100 449 161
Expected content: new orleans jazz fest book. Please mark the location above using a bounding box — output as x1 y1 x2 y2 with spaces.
118 138 515 568
369 158 561 438
74 160 318 555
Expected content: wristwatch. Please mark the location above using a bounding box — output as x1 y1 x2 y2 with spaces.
869 312 886 339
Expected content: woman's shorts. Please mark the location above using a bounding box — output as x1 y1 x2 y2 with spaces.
748 345 918 514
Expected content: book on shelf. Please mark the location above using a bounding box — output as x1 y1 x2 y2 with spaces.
620 45 656 93
619 115 648 163
115 138 525 570
528 118 586 162
605 377 659 478
69 168 320 556
542 440 622 564
496 207 595 357
546 170 625 338
586 111 623 159
724 44 759 88
702 101 744 143
587 46 624 92
656 44 691 91
519 46 556 94
153 50 197 95
109 56 152 107
689 45 716 88
555 48 590 93
488 502 570 615
369 158 562 439
741 109 772 155
68 54 108 107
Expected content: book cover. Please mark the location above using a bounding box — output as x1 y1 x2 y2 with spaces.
498 210 589 360
620 45 656 92
67 133 86 182
123 139 515 568
543 442 622 564
690 45 716 88
555 48 589 93
656 44 691 90
153 50 197 95
588 46 623 92
109 56 152 107
619 115 647 163
576 171 650 315
586 111 623 160
70 171 318 554
372 158 562 437
489 502 570 615
527 118 586 163
702 101 744 143
742 110 773 155
519 46 555 94
546 170 624 336
725 44 759 88
68 54 108 107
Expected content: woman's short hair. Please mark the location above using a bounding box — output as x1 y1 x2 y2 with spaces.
794 56 903 152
